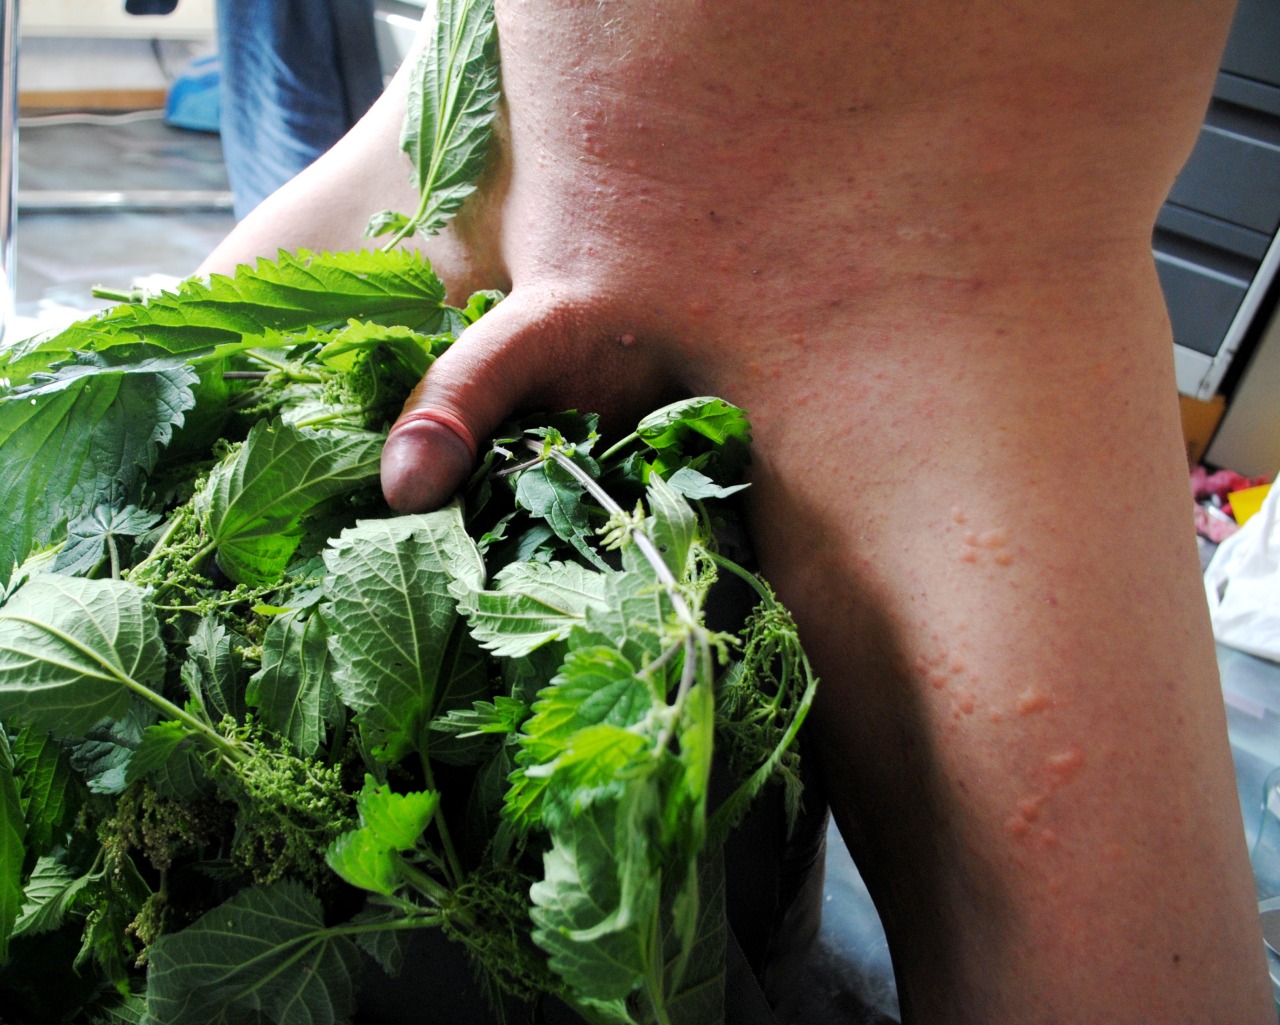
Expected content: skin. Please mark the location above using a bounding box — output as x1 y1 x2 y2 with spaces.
201 2 1275 1021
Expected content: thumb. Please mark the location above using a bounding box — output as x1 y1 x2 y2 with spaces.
382 290 662 512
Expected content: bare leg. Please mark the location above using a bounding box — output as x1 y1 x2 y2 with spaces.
208 2 1275 1020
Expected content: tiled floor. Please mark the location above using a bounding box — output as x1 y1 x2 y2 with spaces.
11 110 235 336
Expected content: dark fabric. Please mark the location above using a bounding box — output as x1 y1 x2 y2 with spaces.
124 0 179 14
216 0 382 218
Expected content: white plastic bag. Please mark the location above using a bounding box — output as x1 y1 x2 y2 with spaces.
1206 483 1280 662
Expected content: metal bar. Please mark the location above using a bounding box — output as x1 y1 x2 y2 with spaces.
0 0 17 344
17 188 234 213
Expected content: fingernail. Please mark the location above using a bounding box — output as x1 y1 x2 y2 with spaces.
381 412 477 512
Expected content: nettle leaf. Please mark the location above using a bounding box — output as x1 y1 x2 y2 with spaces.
580 558 671 668
315 320 452 385
645 474 697 579
422 627 492 766
431 694 527 738
87 993 148 1025
327 777 439 897
12 855 94 939
455 560 609 657
125 721 211 801
0 359 196 587
11 726 84 853
323 507 485 759
196 419 383 586
0 728 26 963
506 645 652 829
348 906 412 977
635 397 751 453
246 610 335 758
0 249 451 386
652 852 726 1025
380 0 500 240
364 210 413 239
529 785 663 1003
69 700 153 795
146 880 363 1025
663 467 748 502
514 459 609 570
0 575 165 738
181 617 249 724
53 503 162 578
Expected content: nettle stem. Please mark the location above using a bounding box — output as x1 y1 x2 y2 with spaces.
128 508 190 580
533 441 712 747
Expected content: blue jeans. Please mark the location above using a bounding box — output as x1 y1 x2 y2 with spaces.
216 0 382 219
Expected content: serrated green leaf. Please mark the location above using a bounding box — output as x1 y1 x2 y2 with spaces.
0 575 166 738
0 729 26 963
146 881 363 1025
430 694 527 738
514 460 610 571
314 320 451 384
455 560 608 657
530 785 663 1002
348 906 412 976
125 720 211 800
421 626 492 766
12 855 93 939
635 398 751 452
87 992 148 1025
11 726 83 853
653 852 725 1025
323 507 484 760
325 830 399 897
393 0 500 240
645 474 696 578
454 288 503 326
196 418 383 586
364 209 413 239
580 560 671 668
537 724 650 829
663 467 748 502
327 779 438 897
0 359 196 587
356 776 440 851
246 610 335 758
506 646 652 829
0 249 450 386
53 502 161 578
68 700 153 795
181 617 249 724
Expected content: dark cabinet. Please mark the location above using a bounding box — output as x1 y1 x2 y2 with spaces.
1159 0 1280 399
